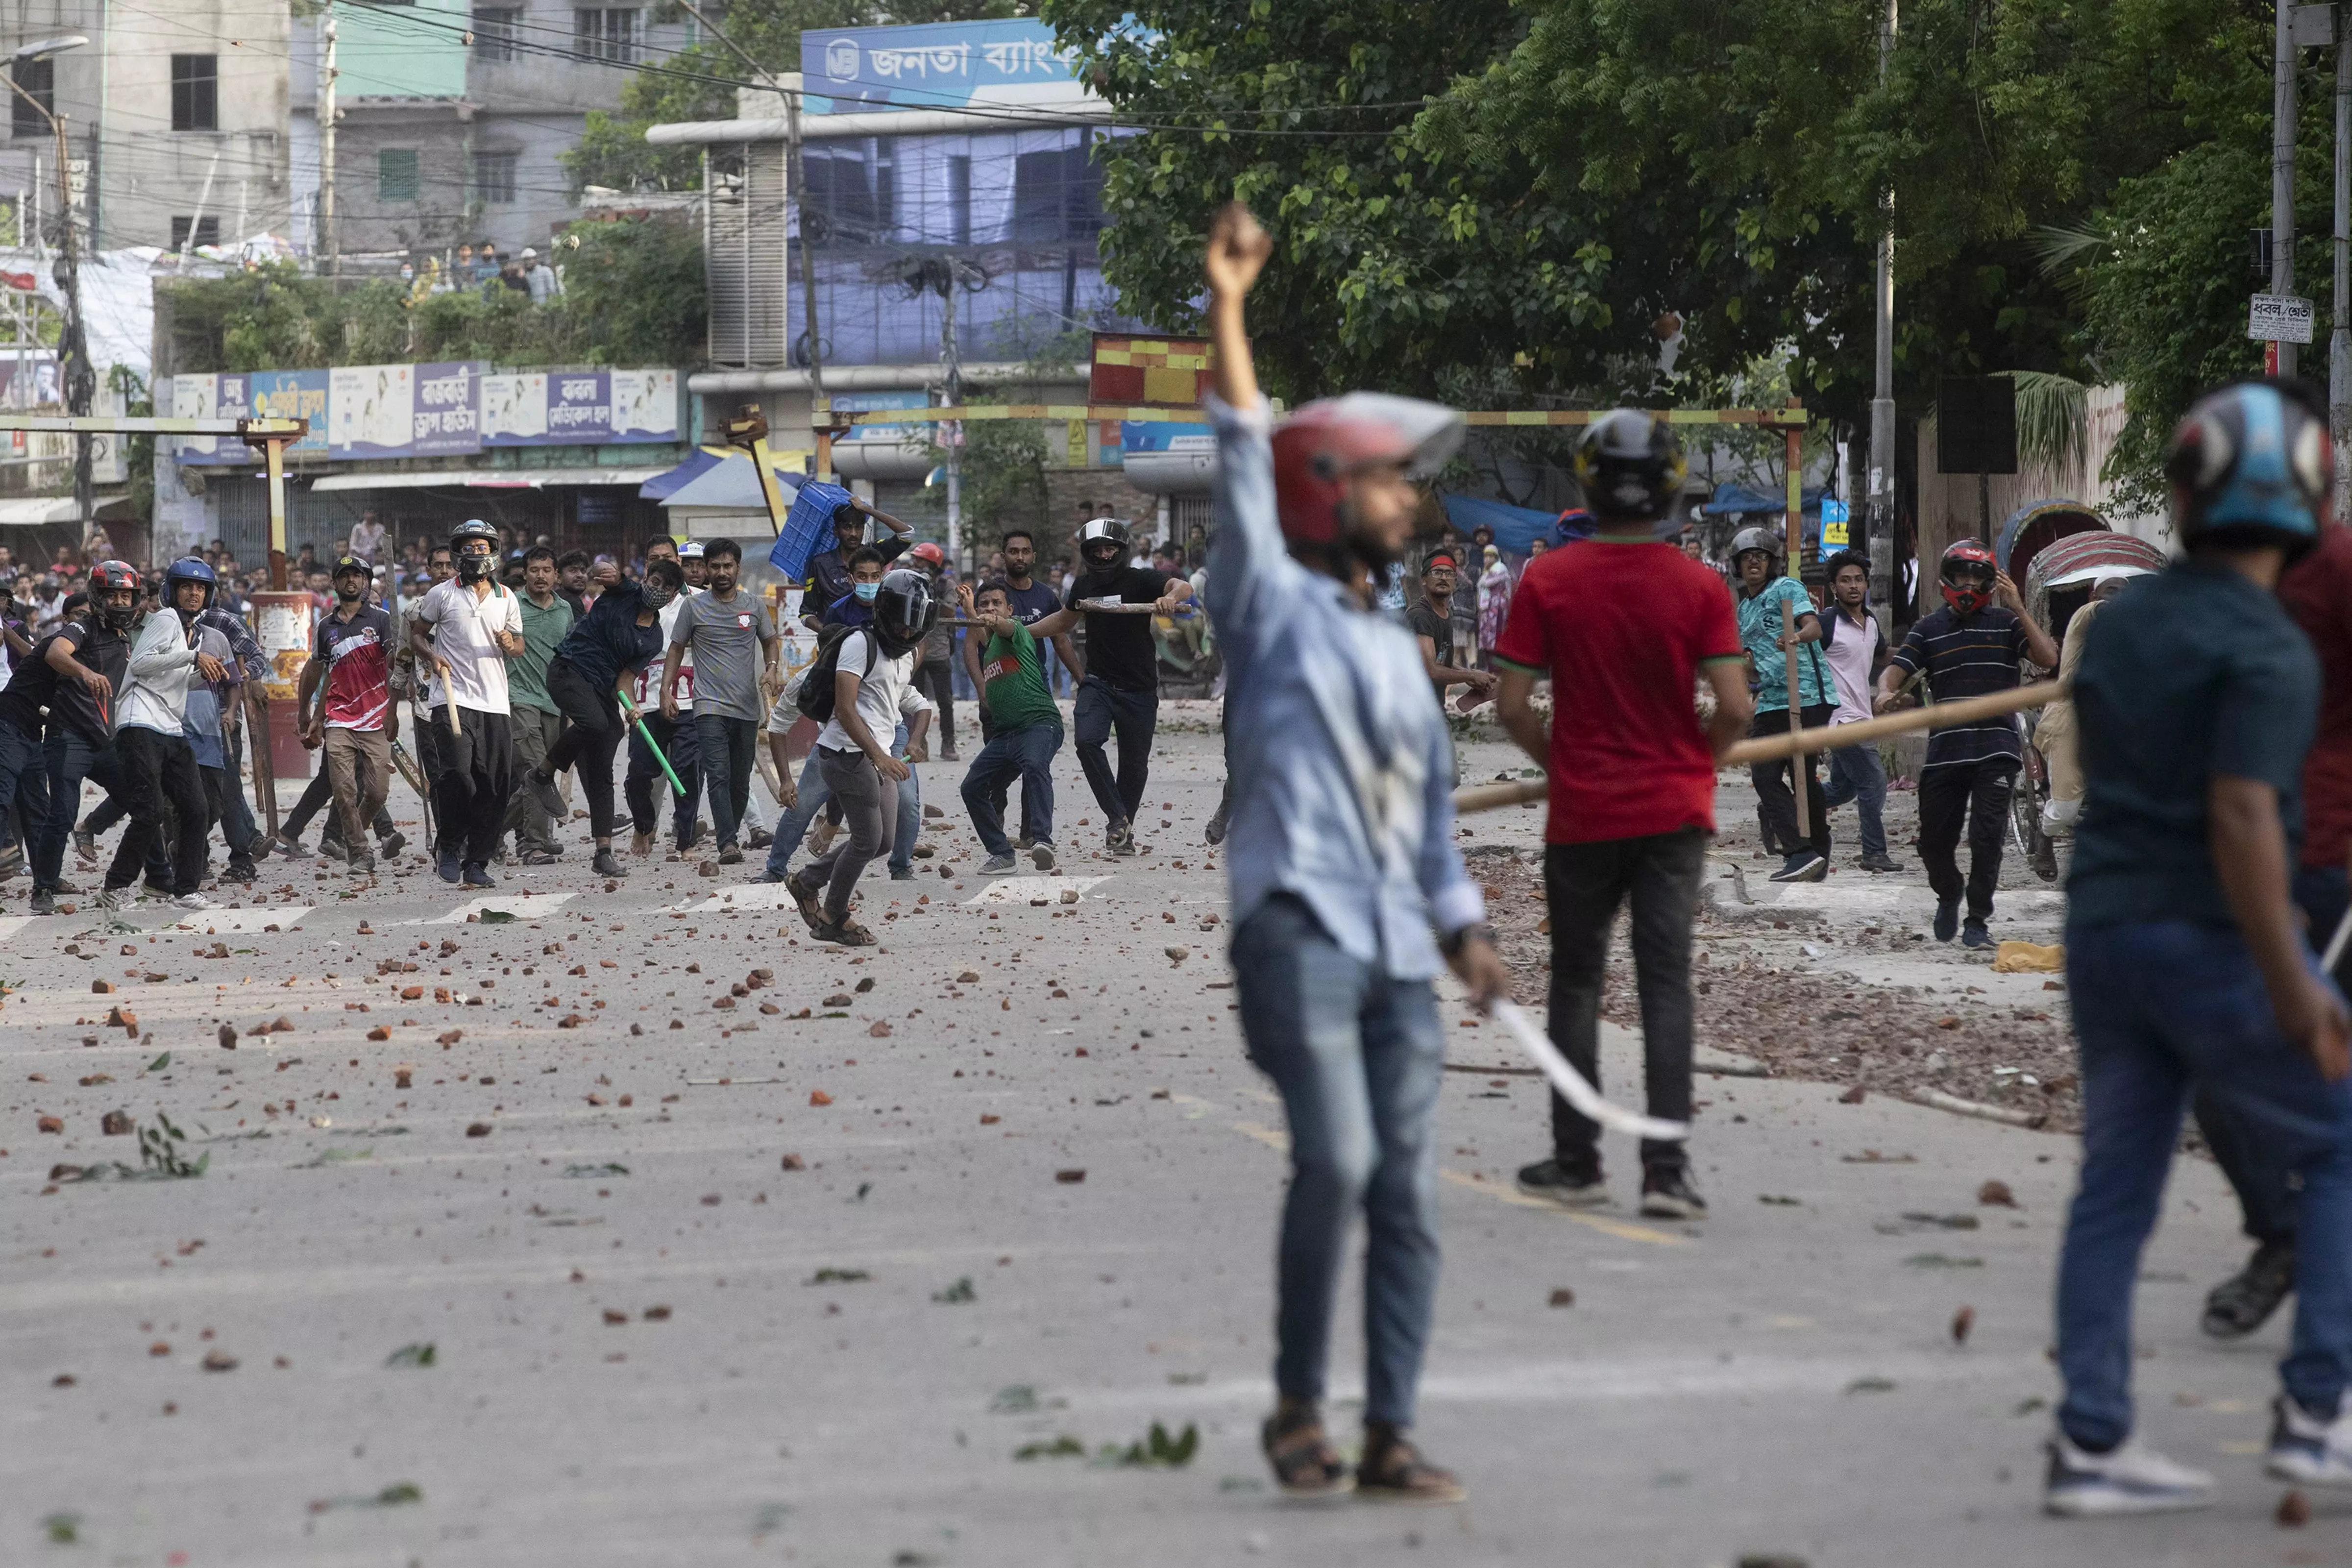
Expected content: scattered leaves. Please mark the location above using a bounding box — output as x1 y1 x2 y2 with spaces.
384 1342 438 1369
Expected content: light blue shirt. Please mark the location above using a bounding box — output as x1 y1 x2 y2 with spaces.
1206 393 1484 980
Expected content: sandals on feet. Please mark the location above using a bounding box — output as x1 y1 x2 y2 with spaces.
1355 1423 1466 1503
785 872 826 934
1261 1401 1349 1497
812 915 877 947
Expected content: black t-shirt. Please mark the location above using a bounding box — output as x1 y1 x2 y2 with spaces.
1407 601 1454 695
1066 566 1173 693
1004 579 1062 626
805 538 909 617
0 619 127 745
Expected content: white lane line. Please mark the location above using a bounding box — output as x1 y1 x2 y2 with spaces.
963 875 1110 907
174 908 317 933
0 914 31 943
403 892 579 926
668 883 801 914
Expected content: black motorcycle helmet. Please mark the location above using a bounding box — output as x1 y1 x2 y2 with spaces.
870 567 939 657
1571 409 1689 527
449 518 500 582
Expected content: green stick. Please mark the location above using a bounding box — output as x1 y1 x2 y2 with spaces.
615 688 686 798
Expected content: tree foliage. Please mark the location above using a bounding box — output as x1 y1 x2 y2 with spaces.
1045 0 2268 467
164 219 706 372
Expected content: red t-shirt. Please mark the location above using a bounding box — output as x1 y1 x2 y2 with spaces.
2280 524 2352 870
1492 540 1743 844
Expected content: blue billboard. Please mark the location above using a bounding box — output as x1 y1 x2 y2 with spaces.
803 20 1088 112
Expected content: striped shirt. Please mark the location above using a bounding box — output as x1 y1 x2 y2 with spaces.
1888 605 2032 769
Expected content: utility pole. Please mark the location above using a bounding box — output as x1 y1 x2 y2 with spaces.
318 3 339 273
2277 0 2300 377
940 264 963 564
1867 0 1897 624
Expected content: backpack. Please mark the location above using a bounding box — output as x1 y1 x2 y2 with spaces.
793 624 881 724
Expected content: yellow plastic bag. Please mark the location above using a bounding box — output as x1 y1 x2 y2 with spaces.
1991 940 2065 974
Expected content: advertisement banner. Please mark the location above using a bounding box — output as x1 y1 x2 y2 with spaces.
608 369 680 439
544 370 612 442
479 372 548 444
248 369 331 457
804 20 1086 111
329 363 416 457
410 360 483 454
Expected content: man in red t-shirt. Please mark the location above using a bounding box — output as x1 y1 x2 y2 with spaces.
1493 411 1753 1218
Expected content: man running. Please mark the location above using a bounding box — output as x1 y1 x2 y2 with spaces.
1203 203 1506 1502
1063 517 1191 856
1496 412 1752 1219
500 545 574 866
23 569 135 913
626 536 703 858
1732 525 1836 882
2047 378 2352 1513
298 554 397 880
410 519 524 888
956 578 1073 874
659 537 776 866
1876 539 2057 947
105 557 228 910
782 568 935 946
1816 548 1900 872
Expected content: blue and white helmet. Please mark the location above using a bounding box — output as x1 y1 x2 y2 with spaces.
2165 381 2330 554
163 554 218 610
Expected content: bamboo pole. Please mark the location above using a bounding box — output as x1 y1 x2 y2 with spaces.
1452 682 2066 815
1783 422 1809 839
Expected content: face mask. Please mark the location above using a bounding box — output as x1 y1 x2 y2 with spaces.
457 550 494 582
853 582 880 604
641 580 678 612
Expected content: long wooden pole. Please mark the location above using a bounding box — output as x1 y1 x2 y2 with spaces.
1454 682 2066 815
1783 423 1809 839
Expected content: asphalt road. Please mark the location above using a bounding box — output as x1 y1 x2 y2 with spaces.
0 710 2332 1566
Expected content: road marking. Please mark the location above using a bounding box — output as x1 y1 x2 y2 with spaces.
178 908 316 933
670 884 800 914
0 914 30 943
964 875 1110 906
1224 1109 1682 1247
405 892 578 926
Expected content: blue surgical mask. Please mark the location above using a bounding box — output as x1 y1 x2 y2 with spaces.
853 582 880 604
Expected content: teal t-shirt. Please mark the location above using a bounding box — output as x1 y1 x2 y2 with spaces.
978 622 1061 733
509 592 575 714
1737 575 1834 711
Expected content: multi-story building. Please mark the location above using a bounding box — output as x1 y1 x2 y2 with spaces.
290 0 693 262
0 0 294 253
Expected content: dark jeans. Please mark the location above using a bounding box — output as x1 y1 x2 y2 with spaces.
960 723 1060 857
802 747 894 922
543 657 626 842
34 727 121 891
695 712 760 850
111 725 208 894
218 722 260 857
1230 893 1445 1427
626 709 701 848
1074 675 1155 826
1544 829 1705 1177
2196 865 2349 1248
0 714 49 872
1821 734 1889 860
1748 703 1833 861
2058 919 2352 1447
1918 757 2015 921
429 705 514 868
917 657 956 752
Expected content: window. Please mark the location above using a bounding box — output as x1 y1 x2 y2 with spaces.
472 7 521 62
472 149 518 206
946 154 971 245
171 55 218 132
377 148 420 202
801 140 895 245
1012 143 1103 243
11 57 51 138
170 215 220 250
574 8 639 64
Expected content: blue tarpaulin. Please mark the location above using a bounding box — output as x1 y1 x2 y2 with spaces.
1702 482 1827 517
637 447 725 501
769 479 857 581
1438 493 1563 556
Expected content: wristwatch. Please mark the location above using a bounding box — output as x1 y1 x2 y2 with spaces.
1438 923 1494 959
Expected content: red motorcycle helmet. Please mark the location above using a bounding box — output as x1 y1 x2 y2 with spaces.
1271 393 1463 547
1939 539 1998 616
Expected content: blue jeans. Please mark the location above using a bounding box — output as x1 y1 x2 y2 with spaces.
1074 676 1155 825
1229 893 1446 1427
0 714 49 862
959 723 1059 857
762 721 920 878
1821 737 1888 859
34 727 122 892
2058 919 2352 1448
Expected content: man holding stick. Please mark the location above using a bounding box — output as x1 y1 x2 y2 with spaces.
1495 412 1753 1218
528 557 685 880
297 555 396 880
1202 203 1506 1501
1875 539 2057 948
410 519 525 888
1733 525 1835 883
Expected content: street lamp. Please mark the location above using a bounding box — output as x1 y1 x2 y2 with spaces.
6 35 90 543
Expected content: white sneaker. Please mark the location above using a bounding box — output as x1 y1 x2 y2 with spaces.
173 892 217 911
2044 1433 2215 1517
2267 1395 2352 1487
96 885 131 911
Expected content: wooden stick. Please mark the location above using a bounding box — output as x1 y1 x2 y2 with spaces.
1451 682 2067 815
1783 424 1809 840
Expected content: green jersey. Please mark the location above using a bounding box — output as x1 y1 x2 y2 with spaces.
509 592 575 714
978 621 1060 732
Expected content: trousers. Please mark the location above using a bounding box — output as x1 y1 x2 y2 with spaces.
1075 675 1155 825
110 725 208 895
429 705 514 868
1918 757 2016 921
1748 703 1833 860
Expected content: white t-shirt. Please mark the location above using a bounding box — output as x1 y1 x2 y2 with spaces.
1820 605 1885 726
629 587 696 710
815 629 933 755
413 577 522 715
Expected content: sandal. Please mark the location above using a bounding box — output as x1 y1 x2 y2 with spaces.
785 872 826 934
1355 1422 1466 1503
1261 1400 1349 1498
812 915 877 948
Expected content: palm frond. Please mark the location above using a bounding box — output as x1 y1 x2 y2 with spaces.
2007 370 2088 476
